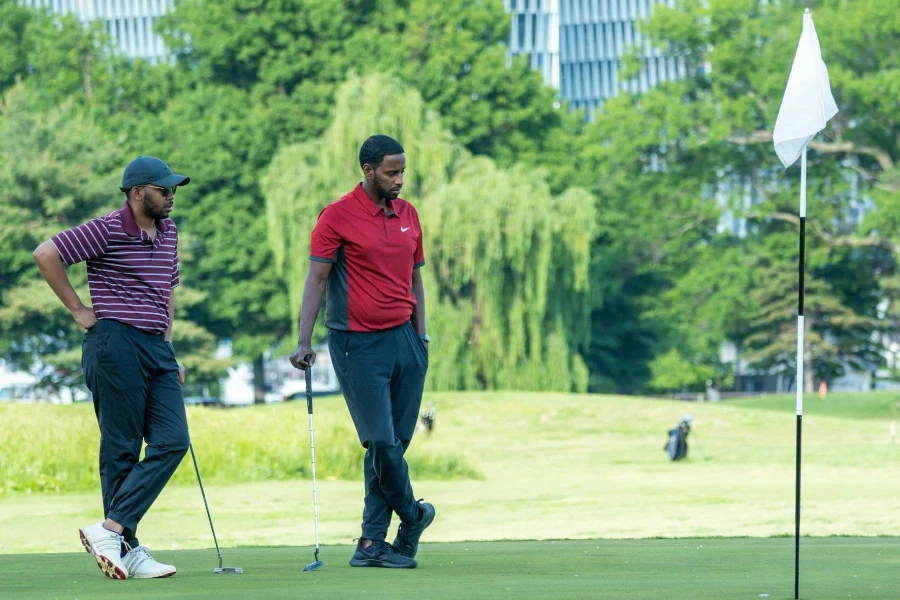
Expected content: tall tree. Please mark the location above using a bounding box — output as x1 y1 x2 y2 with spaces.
264 73 595 391
157 0 579 172
606 0 900 391
0 0 118 108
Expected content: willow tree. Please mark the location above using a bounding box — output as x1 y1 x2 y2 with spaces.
420 158 595 391
264 73 595 392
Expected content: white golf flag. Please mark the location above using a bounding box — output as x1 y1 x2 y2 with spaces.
773 10 838 168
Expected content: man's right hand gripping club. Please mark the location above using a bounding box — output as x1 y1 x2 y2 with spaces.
290 343 316 370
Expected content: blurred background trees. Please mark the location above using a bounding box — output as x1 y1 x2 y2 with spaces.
1 0 896 396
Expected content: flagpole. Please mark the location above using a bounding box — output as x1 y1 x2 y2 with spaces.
794 147 807 600
773 8 838 598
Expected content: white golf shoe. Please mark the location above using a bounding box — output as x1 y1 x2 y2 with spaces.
123 545 177 579
78 523 129 580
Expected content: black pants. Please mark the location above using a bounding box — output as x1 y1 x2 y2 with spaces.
328 321 428 542
82 318 190 547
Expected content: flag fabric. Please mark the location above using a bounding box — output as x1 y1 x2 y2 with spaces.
773 10 839 168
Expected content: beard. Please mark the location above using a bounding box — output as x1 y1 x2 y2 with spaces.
375 180 399 200
141 195 169 219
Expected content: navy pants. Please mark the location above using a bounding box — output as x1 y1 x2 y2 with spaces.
82 318 190 548
328 321 428 542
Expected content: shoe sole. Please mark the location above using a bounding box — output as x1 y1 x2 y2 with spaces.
349 558 417 569
79 528 128 580
131 569 177 579
79 529 92 554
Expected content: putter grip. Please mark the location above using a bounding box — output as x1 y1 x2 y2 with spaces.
304 355 313 414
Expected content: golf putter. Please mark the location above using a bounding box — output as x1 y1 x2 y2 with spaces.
188 442 244 574
302 357 324 571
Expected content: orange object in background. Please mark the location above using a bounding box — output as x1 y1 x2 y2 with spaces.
818 380 828 399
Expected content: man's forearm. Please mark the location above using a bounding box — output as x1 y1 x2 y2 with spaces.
297 273 327 344
33 241 84 313
411 278 426 335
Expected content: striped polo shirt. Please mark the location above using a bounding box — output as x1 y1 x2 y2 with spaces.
51 202 180 334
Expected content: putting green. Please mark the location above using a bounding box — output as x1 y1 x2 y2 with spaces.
1 538 896 599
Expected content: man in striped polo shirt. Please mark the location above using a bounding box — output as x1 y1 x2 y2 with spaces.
290 135 434 569
33 156 191 580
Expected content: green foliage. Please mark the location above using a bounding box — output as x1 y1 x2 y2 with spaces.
0 83 120 375
0 0 115 109
649 348 717 392
421 158 594 391
0 82 226 388
158 0 573 164
580 0 900 391
122 84 291 359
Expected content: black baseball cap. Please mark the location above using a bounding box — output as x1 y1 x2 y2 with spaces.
120 156 191 191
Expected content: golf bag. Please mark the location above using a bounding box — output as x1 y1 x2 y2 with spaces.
663 416 692 461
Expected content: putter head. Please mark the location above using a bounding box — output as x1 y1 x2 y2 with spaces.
303 561 323 572
214 567 243 574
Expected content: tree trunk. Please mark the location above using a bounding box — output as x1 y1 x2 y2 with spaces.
253 355 266 405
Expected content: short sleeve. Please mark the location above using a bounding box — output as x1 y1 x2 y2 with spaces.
411 207 425 269
50 219 110 266
310 205 343 263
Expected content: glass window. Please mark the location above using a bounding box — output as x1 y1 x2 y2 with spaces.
518 14 526 50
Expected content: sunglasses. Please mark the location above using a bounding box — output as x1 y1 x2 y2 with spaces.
142 184 177 197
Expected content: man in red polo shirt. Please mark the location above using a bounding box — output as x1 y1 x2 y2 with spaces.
290 135 434 569
33 156 191 580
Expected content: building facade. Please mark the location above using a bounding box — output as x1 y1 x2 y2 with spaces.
22 0 173 63
506 0 685 116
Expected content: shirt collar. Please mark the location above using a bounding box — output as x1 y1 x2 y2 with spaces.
351 183 405 217
120 201 169 237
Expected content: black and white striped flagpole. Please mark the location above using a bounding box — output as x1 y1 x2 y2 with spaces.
794 147 807 600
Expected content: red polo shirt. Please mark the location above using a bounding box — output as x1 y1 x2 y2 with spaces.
310 184 425 332
51 202 179 334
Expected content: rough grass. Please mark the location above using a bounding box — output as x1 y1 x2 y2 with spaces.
0 398 481 494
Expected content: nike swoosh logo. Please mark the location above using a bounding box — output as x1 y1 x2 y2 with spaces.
401 226 411 232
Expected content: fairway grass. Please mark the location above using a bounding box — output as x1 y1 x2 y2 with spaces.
1 538 897 599
2 391 899 556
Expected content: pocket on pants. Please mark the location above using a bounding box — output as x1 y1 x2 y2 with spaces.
95 334 115 361
408 326 429 369
81 332 113 388
328 330 350 379
83 332 112 360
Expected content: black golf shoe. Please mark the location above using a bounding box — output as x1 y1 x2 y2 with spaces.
348 539 417 568
393 499 436 558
